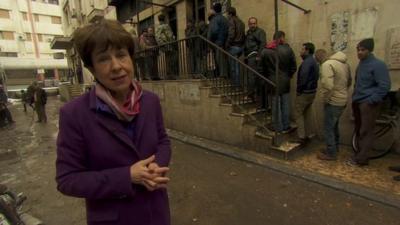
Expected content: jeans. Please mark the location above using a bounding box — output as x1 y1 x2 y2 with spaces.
272 93 290 132
228 46 243 86
324 104 345 156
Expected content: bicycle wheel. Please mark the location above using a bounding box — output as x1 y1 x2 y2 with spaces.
351 122 395 159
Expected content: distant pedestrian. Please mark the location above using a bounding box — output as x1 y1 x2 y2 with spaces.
317 51 352 161
0 84 14 126
21 89 28 112
293 42 319 147
185 19 199 74
259 31 297 132
33 84 47 123
144 27 160 80
244 17 266 105
349 38 391 166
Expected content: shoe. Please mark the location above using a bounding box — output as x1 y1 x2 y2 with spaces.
317 152 337 161
281 126 293 134
388 165 400 172
346 158 369 167
393 175 400 181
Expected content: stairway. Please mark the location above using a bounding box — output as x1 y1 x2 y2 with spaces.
205 78 301 159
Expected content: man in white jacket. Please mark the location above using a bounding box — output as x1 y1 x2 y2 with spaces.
317 51 352 160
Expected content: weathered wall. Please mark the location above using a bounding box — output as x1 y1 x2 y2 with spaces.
141 80 268 151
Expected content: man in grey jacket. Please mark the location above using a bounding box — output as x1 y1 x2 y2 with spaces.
317 51 352 161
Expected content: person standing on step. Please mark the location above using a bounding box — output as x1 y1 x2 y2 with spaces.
244 17 266 106
294 42 319 147
349 38 391 166
317 51 352 161
208 2 229 78
226 6 245 87
155 14 176 79
0 84 14 126
259 31 297 133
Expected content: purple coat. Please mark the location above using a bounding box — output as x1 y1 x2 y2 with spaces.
56 89 171 225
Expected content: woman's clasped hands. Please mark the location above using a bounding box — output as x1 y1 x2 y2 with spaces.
130 155 170 191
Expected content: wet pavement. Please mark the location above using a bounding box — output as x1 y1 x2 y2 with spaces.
0 98 399 225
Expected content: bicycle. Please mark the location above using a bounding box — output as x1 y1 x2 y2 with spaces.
352 91 400 159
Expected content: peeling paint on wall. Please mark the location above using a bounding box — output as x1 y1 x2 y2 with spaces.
350 7 378 40
386 27 400 70
330 11 350 52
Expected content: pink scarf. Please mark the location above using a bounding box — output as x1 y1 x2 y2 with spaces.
95 81 143 122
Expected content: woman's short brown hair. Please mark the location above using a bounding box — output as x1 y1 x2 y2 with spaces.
72 19 135 68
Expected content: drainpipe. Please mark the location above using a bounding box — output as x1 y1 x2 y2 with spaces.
273 0 280 147
26 0 43 81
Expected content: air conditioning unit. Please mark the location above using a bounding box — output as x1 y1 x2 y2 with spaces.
18 34 26 41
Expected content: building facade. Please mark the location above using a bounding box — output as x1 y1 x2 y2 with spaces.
0 0 68 86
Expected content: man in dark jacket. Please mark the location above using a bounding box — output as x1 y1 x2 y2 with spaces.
185 19 199 74
208 3 229 77
226 7 245 86
350 38 391 166
244 17 266 105
259 31 297 132
294 42 319 146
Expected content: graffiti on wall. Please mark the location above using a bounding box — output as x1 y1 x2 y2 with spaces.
386 27 400 70
211 0 231 14
330 11 350 52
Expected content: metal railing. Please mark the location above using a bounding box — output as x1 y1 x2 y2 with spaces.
134 35 278 138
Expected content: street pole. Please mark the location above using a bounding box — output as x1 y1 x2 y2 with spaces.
273 0 280 147
136 0 140 37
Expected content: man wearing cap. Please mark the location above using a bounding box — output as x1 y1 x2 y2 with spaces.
350 38 391 166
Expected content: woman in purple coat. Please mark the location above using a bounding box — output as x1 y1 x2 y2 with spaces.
56 20 171 225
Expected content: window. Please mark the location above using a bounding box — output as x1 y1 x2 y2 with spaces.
51 16 61 24
37 34 43 42
0 31 14 40
48 0 59 5
25 33 32 41
34 14 39 22
0 52 18 57
22 12 28 20
0 9 10 19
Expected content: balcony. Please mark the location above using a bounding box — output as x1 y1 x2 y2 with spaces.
50 36 72 50
87 8 105 23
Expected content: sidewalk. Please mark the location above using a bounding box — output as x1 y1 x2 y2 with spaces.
167 129 400 208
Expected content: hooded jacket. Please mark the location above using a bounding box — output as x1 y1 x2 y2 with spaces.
320 51 352 106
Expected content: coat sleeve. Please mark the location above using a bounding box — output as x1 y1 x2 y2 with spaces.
153 97 172 167
226 18 235 48
368 61 391 104
320 62 335 102
56 107 137 200
257 30 266 54
297 60 311 94
288 48 297 77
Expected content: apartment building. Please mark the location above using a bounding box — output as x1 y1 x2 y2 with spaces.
51 0 116 85
0 0 68 86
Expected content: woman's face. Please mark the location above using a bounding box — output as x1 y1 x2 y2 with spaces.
90 46 133 95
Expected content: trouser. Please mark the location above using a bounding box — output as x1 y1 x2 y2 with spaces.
246 56 266 109
295 93 316 139
272 93 290 132
228 46 243 86
324 104 345 156
35 104 47 122
352 102 382 164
